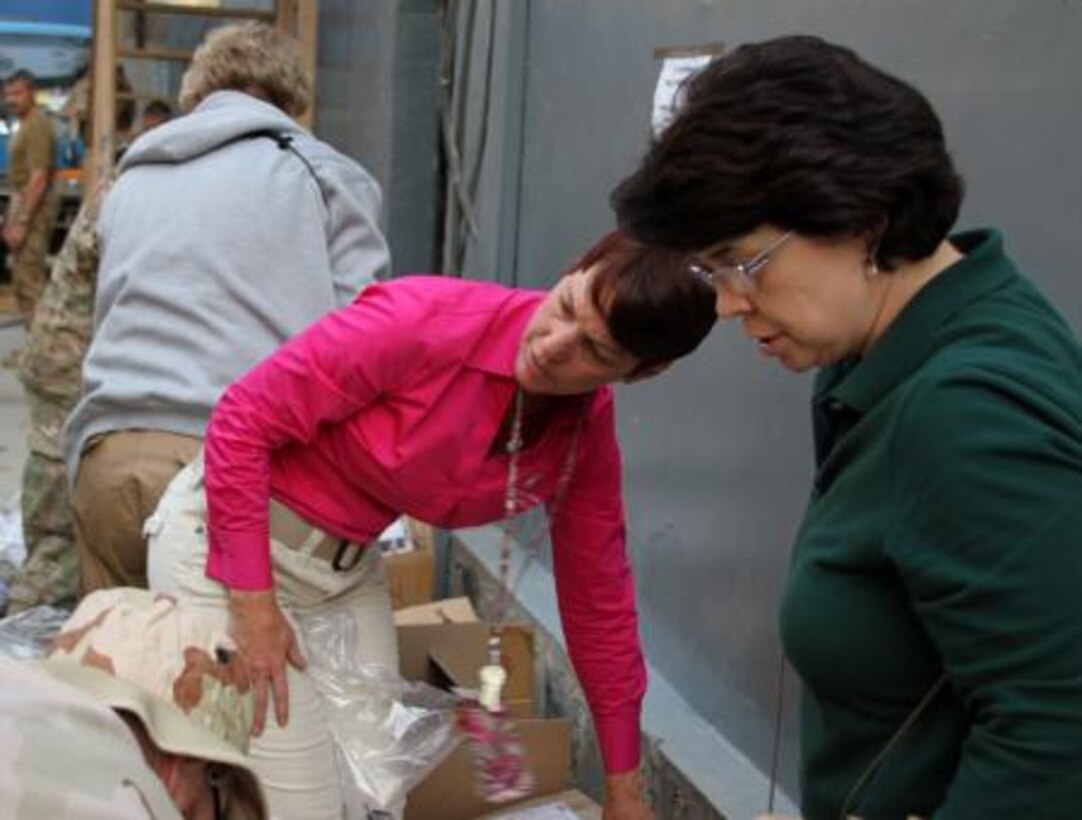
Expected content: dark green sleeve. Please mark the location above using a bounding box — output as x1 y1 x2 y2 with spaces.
886 375 1082 819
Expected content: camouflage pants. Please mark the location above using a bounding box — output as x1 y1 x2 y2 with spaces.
10 192 60 327
6 393 77 613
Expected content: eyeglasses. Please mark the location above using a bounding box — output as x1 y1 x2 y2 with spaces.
690 232 793 293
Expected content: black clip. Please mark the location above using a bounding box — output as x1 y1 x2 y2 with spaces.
331 539 364 572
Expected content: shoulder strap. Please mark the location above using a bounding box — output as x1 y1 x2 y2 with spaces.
242 128 329 207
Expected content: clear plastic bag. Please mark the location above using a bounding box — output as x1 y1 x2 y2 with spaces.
0 604 70 659
0 493 25 566
0 493 26 613
297 609 460 818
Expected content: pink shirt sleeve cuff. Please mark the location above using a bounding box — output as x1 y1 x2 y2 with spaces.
595 713 642 774
205 531 274 591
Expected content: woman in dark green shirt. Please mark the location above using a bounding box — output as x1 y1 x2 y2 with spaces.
613 36 1082 820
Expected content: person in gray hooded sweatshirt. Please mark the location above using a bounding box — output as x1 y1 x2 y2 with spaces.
64 22 389 595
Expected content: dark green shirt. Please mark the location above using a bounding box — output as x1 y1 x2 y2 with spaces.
781 231 1082 819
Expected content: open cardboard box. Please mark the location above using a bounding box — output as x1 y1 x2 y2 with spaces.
394 596 479 626
397 598 572 820
397 601 535 718
404 718 572 820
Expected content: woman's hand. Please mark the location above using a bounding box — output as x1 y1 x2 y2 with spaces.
228 589 307 735
603 770 653 820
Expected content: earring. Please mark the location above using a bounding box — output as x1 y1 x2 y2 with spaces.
865 253 880 278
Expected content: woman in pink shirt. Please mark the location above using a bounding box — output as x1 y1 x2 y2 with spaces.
147 232 715 820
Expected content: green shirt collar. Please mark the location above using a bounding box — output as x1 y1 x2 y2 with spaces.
817 229 1014 412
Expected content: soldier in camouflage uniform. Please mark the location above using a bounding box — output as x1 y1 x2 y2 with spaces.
0 587 268 819
2 190 102 612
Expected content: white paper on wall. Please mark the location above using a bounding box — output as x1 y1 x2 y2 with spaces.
651 53 713 136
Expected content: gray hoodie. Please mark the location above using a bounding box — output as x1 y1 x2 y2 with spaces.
64 91 389 480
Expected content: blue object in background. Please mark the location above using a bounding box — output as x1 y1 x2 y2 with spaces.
0 1 93 176
0 1 92 28
57 130 85 170
0 2 93 84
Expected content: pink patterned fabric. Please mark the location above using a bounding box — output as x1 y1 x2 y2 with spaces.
203 276 646 773
457 701 536 803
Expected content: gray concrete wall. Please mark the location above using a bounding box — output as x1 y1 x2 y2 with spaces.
446 0 1082 802
316 0 441 275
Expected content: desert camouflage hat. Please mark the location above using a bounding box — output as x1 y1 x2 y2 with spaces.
40 588 267 820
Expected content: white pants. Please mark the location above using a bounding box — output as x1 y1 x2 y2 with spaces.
146 455 400 820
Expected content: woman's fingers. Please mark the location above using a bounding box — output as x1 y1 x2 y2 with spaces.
229 588 303 733
272 660 291 727
247 648 289 734
250 648 292 733
251 670 270 736
286 634 308 671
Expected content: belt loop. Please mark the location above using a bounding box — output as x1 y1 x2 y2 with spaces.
296 526 326 557
331 539 364 572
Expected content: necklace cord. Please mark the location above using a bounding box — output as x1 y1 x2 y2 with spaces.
838 673 948 819
490 390 584 659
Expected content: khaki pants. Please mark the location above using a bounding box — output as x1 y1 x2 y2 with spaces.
146 454 400 820
71 429 202 595
11 191 60 327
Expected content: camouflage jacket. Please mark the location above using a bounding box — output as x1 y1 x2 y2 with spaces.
18 188 102 405
0 652 181 819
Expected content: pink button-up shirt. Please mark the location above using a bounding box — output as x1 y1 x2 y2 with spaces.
203 276 646 773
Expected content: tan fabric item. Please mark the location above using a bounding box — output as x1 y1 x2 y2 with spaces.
0 652 180 819
71 429 202 594
43 587 268 820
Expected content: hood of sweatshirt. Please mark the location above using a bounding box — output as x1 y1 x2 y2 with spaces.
118 90 304 172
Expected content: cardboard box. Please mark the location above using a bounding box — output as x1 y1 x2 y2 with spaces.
430 624 534 718
404 518 436 552
491 625 535 716
398 621 490 685
475 789 602 819
398 605 568 820
404 718 572 820
395 597 479 626
384 539 435 610
398 620 535 718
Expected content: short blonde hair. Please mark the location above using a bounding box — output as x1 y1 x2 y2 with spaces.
179 22 311 117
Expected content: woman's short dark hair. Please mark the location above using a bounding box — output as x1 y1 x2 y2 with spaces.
565 231 716 370
611 36 964 270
